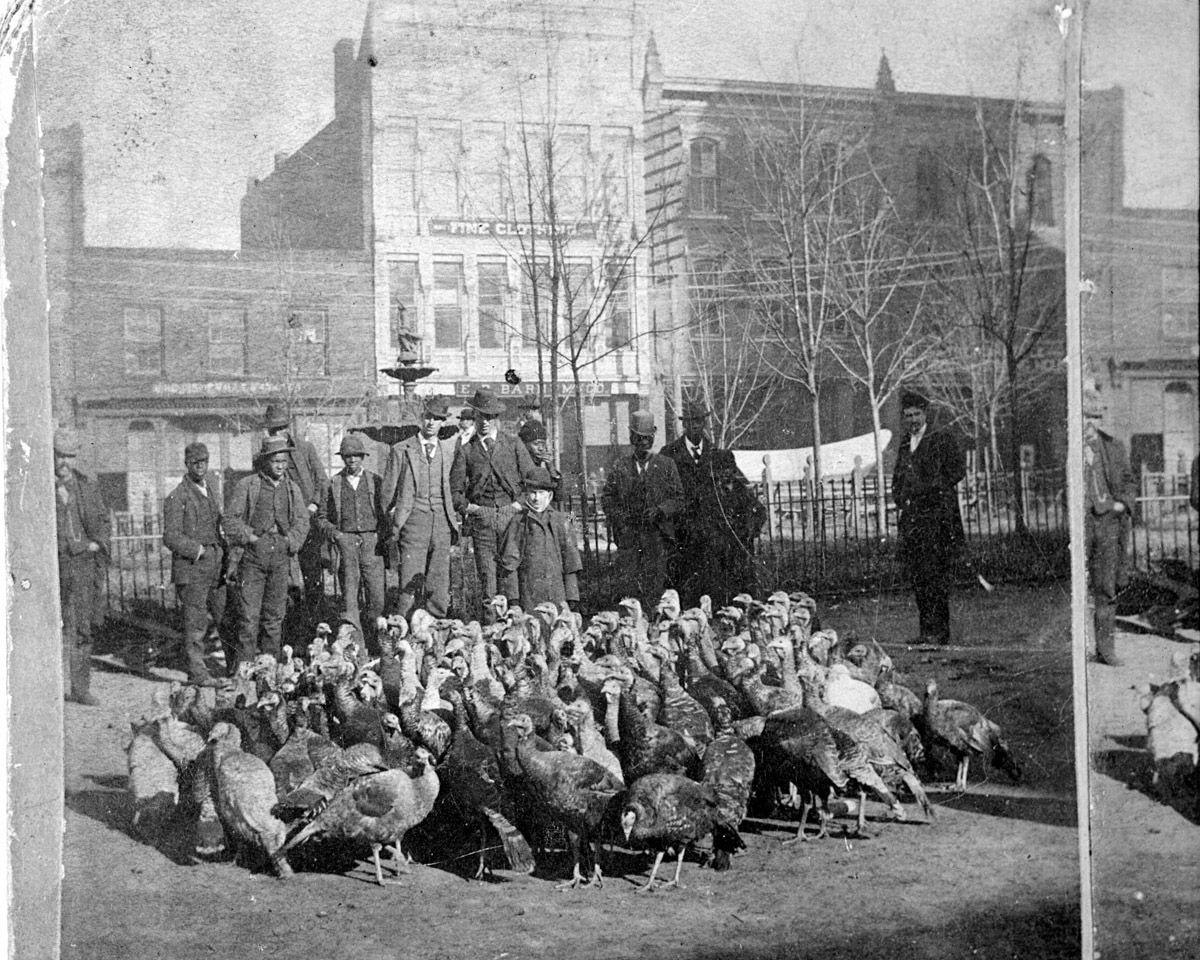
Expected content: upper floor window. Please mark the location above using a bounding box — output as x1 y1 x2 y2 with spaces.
1027 154 1054 226
599 129 631 219
688 138 720 214
556 126 590 219
466 122 508 220
691 258 723 329
425 122 462 217
476 260 508 350
395 119 418 211
1162 265 1199 341
122 305 163 377
286 308 328 377
603 260 632 350
205 307 246 377
913 147 944 220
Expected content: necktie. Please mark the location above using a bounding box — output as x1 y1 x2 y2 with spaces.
483 437 493 455
426 442 436 461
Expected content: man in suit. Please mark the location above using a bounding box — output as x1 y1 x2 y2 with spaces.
317 434 388 648
450 387 536 622
891 391 965 645
1083 385 1134 667
162 442 230 688
54 427 110 706
660 401 763 607
224 435 310 670
388 396 461 619
264 402 328 617
602 409 685 612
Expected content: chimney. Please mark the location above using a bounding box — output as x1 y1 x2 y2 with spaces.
334 38 358 119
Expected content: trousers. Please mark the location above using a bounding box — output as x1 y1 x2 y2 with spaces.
396 506 453 620
1086 512 1127 662
467 503 520 623
59 552 99 699
616 530 670 616
175 548 226 679
234 534 291 670
332 530 385 645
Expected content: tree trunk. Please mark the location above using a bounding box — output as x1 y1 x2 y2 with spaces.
571 365 591 557
1006 352 1027 535
870 398 888 535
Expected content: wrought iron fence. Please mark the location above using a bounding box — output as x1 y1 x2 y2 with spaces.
1130 470 1198 570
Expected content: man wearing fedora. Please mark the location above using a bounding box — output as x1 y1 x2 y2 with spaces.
892 390 965 646
54 427 110 706
318 434 388 648
387 396 462 619
224 435 311 670
451 386 536 622
602 409 684 612
660 400 764 607
162 442 230 688
264 402 328 616
1083 383 1134 667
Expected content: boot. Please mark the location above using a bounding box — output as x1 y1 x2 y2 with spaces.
68 643 100 706
1094 603 1124 667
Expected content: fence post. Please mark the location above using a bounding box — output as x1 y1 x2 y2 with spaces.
762 454 774 538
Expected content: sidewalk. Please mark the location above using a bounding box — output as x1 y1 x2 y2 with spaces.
1085 628 1200 959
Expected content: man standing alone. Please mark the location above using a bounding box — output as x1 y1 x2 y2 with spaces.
892 391 965 645
388 396 461 619
54 428 110 706
162 442 229 687
602 410 684 611
224 436 310 669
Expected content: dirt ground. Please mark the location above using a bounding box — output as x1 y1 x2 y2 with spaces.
62 585 1087 960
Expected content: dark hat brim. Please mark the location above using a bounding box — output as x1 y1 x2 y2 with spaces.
469 398 506 416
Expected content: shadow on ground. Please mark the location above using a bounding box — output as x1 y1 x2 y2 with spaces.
1092 749 1200 825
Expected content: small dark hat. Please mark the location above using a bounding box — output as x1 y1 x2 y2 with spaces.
468 387 505 417
257 435 294 459
421 395 450 420
264 403 291 430
524 466 557 491
899 390 929 411
679 400 711 421
54 428 81 457
337 434 369 458
184 441 209 463
629 410 657 437
519 419 548 443
458 408 476 421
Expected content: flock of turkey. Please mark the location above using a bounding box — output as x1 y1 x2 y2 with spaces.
126 590 1023 891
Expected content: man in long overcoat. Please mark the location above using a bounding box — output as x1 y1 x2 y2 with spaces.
264 402 328 617
162 442 229 687
318 434 388 647
1083 385 1134 666
224 435 310 669
387 396 461 619
450 387 536 622
891 391 965 645
660 401 763 607
499 466 582 612
602 409 684 612
54 428 110 706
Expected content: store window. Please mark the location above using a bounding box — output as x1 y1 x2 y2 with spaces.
123 305 164 377
433 261 464 349
387 259 420 349
688 138 720 213
286 308 328 377
477 260 508 350
206 307 246 377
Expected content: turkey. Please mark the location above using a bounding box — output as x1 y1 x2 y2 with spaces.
501 712 623 889
919 680 1022 790
620 773 723 892
126 717 179 839
700 696 756 870
276 747 440 885
204 722 293 877
601 677 700 782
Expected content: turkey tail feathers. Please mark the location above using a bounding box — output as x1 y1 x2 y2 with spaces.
482 806 535 874
710 821 745 872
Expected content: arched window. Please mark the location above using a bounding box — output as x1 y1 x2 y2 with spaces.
1027 154 1054 225
688 138 720 213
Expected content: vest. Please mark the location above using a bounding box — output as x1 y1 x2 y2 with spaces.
187 482 223 545
475 437 503 506
338 474 377 532
250 476 292 536
413 442 444 509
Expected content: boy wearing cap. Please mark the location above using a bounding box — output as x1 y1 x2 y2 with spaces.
53 427 110 706
891 390 965 646
518 418 562 496
318 433 388 647
601 409 684 612
224 436 311 669
162 442 229 687
388 396 462 619
499 467 582 612
1082 384 1134 667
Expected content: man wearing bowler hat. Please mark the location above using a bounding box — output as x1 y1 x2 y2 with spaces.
602 409 684 611
54 427 110 706
387 395 462 619
264 402 328 617
450 387 536 622
162 442 230 688
891 389 965 645
661 400 764 607
318 433 388 648
224 435 310 670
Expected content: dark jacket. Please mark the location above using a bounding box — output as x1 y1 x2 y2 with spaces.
162 476 224 584
56 468 110 559
601 452 684 548
223 472 310 555
1087 428 1135 519
498 507 582 611
278 434 329 510
661 436 764 541
891 426 965 548
387 434 462 536
450 432 536 516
